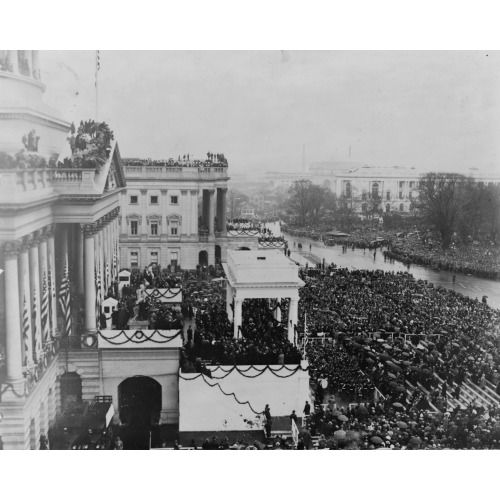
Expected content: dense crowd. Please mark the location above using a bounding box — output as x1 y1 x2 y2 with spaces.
182 297 302 368
226 219 261 231
384 235 500 279
122 152 228 168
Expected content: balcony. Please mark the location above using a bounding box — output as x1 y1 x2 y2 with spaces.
123 164 229 181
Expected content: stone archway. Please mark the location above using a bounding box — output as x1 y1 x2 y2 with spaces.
118 376 162 426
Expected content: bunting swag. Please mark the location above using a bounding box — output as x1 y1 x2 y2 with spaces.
41 271 50 343
182 363 308 380
22 296 31 366
97 329 182 345
58 264 72 337
179 371 264 415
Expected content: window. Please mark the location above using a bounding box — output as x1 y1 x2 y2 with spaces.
409 181 415 188
400 204 404 212
386 191 390 201
399 192 403 199
150 251 158 264
371 182 379 199
170 221 179 236
130 220 138 235
170 252 178 267
170 195 178 205
345 182 351 198
150 195 158 204
399 181 405 189
151 222 158 236
130 195 138 204
130 252 139 268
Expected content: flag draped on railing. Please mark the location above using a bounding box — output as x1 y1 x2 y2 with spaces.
41 271 50 343
58 264 72 337
23 296 31 366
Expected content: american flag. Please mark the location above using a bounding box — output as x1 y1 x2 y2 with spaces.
112 248 117 280
41 272 50 343
105 259 110 291
48 267 56 338
22 296 31 366
32 285 40 363
95 264 102 327
58 263 72 337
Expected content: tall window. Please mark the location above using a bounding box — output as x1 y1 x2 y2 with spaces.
371 182 379 199
386 191 390 201
170 221 178 236
151 222 158 236
170 252 178 267
130 252 139 268
130 220 138 235
150 251 158 264
345 182 351 198
399 192 403 199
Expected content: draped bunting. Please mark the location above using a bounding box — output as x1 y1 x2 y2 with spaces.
97 329 182 345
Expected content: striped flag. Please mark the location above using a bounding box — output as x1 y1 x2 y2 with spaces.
95 264 102 327
105 259 110 291
58 263 72 337
303 312 308 356
48 267 56 338
22 296 31 366
112 248 117 280
32 286 39 363
41 271 50 343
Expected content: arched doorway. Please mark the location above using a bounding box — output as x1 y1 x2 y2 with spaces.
118 376 162 427
198 250 208 266
215 245 221 265
60 372 82 408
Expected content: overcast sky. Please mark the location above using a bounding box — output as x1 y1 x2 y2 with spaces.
41 50 500 175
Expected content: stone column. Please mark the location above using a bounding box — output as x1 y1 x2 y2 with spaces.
103 222 109 291
140 189 148 236
7 50 18 74
202 190 209 227
3 242 23 381
24 50 32 76
221 188 228 235
38 232 48 289
74 224 84 294
288 297 298 345
82 224 97 334
226 283 233 322
29 235 42 358
99 226 105 300
208 189 216 236
46 225 58 338
160 189 168 238
233 298 243 339
191 190 199 235
180 190 188 235
18 238 33 366
32 50 40 80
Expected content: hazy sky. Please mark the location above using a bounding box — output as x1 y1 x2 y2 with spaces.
41 50 500 174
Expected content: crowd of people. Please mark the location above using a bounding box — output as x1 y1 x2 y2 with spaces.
182 297 302 368
122 152 228 168
226 219 261 231
384 235 500 279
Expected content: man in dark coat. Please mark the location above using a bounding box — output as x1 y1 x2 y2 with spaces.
116 306 129 330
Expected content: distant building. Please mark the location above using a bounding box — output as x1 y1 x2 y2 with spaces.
120 157 259 269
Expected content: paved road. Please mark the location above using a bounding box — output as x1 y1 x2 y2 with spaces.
266 222 500 310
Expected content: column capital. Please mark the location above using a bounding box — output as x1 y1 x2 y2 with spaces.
2 240 21 258
81 223 99 236
43 224 56 239
27 232 42 248
161 189 168 195
190 189 199 196
20 236 31 253
140 189 148 195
